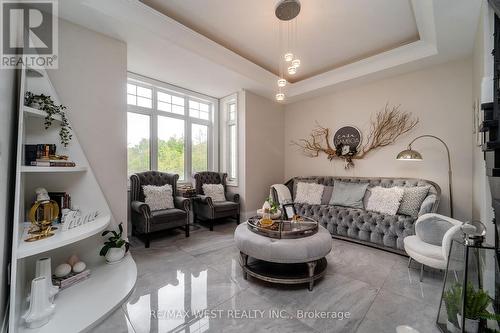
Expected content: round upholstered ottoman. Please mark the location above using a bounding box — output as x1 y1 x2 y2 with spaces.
234 222 332 290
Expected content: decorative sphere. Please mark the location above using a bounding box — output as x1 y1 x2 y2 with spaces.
72 261 86 273
55 263 71 277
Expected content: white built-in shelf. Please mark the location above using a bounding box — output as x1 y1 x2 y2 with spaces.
23 106 62 122
21 166 87 173
17 215 111 259
19 255 137 333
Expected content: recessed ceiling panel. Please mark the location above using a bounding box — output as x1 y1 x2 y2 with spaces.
141 0 419 83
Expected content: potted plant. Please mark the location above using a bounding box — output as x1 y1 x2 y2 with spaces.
99 223 130 264
25 92 72 147
455 283 500 333
443 283 461 332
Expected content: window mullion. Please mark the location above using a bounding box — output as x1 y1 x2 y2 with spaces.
151 87 158 171
185 96 191 182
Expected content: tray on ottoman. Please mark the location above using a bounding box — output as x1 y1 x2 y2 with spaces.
246 216 318 239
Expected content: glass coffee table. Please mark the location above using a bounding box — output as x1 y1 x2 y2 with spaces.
234 216 332 291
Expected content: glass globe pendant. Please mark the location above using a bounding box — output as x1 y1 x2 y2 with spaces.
288 66 297 75
275 93 285 101
292 59 301 68
277 79 287 87
284 53 294 62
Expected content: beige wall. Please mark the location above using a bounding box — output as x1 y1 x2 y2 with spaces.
47 20 128 227
244 91 285 215
284 59 473 221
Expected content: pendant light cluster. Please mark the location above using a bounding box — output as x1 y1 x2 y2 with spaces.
275 0 301 102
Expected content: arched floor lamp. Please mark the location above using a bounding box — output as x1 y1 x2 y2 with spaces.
396 135 453 218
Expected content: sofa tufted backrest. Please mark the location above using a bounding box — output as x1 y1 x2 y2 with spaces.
285 176 441 214
193 172 228 195
130 171 179 202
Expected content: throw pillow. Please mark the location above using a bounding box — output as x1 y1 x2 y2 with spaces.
366 186 404 215
321 185 334 205
143 184 174 211
202 184 226 202
330 181 369 209
397 186 430 217
294 182 324 205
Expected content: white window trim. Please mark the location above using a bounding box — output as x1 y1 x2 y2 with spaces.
220 93 238 186
127 72 219 183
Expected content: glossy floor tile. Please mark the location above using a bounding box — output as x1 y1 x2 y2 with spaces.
93 220 446 333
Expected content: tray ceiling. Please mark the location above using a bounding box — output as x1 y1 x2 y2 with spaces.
141 0 419 83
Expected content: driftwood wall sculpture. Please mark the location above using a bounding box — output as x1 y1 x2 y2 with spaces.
291 104 418 168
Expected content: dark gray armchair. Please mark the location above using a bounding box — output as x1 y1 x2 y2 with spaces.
130 171 190 248
193 172 240 231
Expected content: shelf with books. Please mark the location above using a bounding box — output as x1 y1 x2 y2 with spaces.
17 214 111 259
20 166 87 173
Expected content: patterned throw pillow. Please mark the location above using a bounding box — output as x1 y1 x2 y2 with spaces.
202 184 226 202
143 184 174 211
366 186 404 215
294 182 324 205
397 186 430 218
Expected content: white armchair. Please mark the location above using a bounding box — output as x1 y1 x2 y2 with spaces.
403 213 463 281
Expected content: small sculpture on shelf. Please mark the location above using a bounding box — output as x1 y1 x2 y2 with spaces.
33 257 59 301
25 188 59 242
53 254 90 290
61 209 99 231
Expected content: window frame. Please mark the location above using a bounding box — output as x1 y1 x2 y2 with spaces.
220 93 238 186
127 73 219 183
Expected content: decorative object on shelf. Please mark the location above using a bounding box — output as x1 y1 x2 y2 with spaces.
22 276 55 328
72 261 86 273
100 223 130 264
26 188 59 242
436 226 500 332
292 104 418 169
24 144 56 166
257 197 282 219
34 257 59 301
54 263 71 278
25 91 72 147
67 254 80 267
52 269 91 290
61 210 99 231
282 203 296 220
396 134 454 217
178 184 197 198
274 0 302 102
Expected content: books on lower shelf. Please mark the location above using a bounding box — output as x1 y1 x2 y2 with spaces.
52 269 91 290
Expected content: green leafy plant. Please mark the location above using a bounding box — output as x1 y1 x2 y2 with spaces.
443 283 461 324
446 282 500 322
25 92 72 147
99 223 130 257
265 197 279 214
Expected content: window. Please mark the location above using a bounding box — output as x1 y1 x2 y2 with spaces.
220 94 238 185
127 75 217 181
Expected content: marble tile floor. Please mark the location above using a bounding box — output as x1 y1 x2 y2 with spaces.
91 221 444 333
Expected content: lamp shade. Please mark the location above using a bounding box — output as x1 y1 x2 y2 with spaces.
396 148 423 161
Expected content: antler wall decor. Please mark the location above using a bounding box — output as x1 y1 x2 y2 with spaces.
291 104 419 169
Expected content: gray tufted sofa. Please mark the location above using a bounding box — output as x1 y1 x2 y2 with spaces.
272 176 441 254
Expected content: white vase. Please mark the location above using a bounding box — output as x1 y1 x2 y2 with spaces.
105 246 126 264
35 257 59 301
457 314 479 333
23 277 56 328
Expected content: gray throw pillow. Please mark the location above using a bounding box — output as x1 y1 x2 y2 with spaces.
321 186 334 205
329 181 369 209
398 186 430 217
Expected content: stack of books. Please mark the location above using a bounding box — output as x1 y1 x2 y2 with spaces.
31 159 76 167
52 269 91 290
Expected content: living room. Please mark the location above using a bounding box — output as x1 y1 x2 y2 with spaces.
0 0 499 332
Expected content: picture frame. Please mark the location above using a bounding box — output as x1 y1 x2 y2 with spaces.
282 203 296 220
